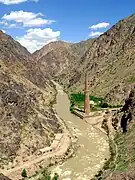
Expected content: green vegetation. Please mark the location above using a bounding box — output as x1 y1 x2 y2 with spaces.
70 92 103 105
93 122 135 179
127 76 135 83
39 169 59 180
70 92 122 112
70 103 74 113
22 168 59 180
52 173 59 180
21 168 27 178
113 126 135 172
101 118 116 170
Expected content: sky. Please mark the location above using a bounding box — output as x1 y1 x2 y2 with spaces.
0 0 135 53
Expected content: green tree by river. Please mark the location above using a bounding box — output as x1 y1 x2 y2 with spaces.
70 93 122 112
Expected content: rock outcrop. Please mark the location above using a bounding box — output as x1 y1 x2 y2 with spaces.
0 174 11 180
102 86 135 180
0 30 62 169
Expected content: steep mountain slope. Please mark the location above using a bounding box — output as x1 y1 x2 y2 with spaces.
0 31 62 169
33 41 70 61
35 46 77 77
32 39 94 78
70 38 95 58
102 86 135 180
58 14 135 105
34 14 135 105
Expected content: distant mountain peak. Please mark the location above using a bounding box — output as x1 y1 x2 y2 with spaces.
32 40 70 60
0 30 10 41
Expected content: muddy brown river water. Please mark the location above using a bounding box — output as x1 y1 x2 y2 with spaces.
52 83 109 180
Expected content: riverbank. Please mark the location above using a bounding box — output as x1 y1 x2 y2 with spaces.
0 130 73 180
99 87 135 180
50 82 109 180
1 82 110 180
0 82 75 180
91 111 119 180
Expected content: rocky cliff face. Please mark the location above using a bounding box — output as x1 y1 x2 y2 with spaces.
0 173 11 180
0 31 62 169
32 38 94 81
60 14 135 105
34 14 135 105
33 41 71 61
35 46 76 77
102 86 135 180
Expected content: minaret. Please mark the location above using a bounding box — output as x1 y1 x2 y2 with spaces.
84 73 90 115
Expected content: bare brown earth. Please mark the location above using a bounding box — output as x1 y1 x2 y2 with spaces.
0 173 11 180
1 131 71 180
0 30 63 171
100 87 135 180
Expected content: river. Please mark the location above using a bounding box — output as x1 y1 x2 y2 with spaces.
52 83 109 180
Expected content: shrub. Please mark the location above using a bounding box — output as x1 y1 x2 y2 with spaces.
101 102 109 108
21 168 27 178
52 173 59 180
70 104 74 112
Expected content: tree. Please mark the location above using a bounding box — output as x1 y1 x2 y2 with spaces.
52 173 59 180
41 169 51 180
21 168 27 178
101 102 109 108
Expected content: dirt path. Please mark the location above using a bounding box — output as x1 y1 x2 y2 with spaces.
1 129 71 180
107 115 119 179
109 136 118 178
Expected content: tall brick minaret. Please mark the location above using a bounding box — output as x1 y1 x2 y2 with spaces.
84 73 90 115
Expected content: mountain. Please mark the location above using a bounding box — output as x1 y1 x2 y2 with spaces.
33 41 70 61
0 30 62 169
58 14 135 105
102 86 135 180
32 38 95 78
34 46 76 77
34 14 135 105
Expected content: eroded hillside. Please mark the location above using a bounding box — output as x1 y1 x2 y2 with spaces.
59 14 135 105
32 38 94 79
101 86 135 180
0 31 62 169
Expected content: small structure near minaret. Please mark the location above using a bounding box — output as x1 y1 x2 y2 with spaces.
84 73 90 116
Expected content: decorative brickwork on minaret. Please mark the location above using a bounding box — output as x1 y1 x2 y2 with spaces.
84 73 90 115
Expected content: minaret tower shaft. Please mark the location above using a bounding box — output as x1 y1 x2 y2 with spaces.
84 73 90 115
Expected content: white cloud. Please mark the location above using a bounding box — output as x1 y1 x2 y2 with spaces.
0 21 8 26
16 28 60 53
89 31 103 37
8 23 17 28
0 0 39 5
2 11 55 27
0 20 20 28
1 29 6 33
89 22 110 30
